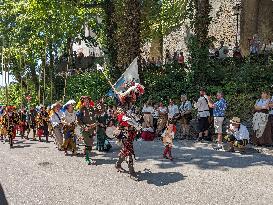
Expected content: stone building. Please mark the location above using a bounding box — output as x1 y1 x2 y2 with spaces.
148 0 273 59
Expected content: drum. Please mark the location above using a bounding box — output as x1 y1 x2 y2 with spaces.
106 126 117 139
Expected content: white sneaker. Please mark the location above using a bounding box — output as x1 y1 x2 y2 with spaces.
213 144 223 151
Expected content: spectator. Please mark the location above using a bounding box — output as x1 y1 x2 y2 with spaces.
167 99 179 121
194 88 210 142
165 49 172 64
173 51 178 63
151 57 156 66
252 91 272 146
218 40 229 59
156 102 168 136
249 34 261 55
155 57 162 67
208 92 228 150
209 45 217 59
178 94 192 139
142 101 154 129
233 42 243 60
152 104 159 132
225 117 249 154
178 52 185 66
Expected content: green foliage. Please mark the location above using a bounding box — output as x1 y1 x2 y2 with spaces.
0 83 38 107
141 59 273 121
66 71 109 102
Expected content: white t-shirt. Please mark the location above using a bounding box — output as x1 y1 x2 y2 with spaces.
168 104 179 119
142 105 154 114
50 111 64 127
158 106 167 114
195 96 210 117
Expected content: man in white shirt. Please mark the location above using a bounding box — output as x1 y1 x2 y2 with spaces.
142 102 154 128
194 88 210 141
168 99 179 120
225 117 249 154
50 102 64 150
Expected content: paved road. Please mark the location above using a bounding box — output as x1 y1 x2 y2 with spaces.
1 138 273 205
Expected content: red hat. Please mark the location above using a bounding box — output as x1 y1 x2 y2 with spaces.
80 96 94 107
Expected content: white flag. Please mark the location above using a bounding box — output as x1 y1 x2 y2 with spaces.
122 57 139 82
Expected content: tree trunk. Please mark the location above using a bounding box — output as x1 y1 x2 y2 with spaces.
115 0 141 71
194 0 211 47
104 0 118 70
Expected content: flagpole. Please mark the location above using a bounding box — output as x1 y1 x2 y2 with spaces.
98 68 119 95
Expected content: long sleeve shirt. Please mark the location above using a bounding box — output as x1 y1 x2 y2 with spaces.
50 111 63 128
227 124 249 141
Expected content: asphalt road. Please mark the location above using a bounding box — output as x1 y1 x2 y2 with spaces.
1 138 273 205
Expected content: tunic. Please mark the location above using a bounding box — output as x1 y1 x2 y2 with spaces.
77 106 96 147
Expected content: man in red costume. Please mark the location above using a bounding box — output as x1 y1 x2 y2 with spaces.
115 108 139 179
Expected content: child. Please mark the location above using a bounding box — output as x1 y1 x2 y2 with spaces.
162 122 176 160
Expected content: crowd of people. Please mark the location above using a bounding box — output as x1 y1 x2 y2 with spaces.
142 34 273 68
1 84 273 180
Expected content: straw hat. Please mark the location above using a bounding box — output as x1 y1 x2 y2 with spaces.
51 102 62 109
230 117 241 124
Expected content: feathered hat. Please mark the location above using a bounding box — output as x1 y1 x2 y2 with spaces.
76 96 95 109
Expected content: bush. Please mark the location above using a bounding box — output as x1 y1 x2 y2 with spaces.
141 58 273 122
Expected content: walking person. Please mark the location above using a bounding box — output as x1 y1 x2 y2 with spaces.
162 122 176 161
62 100 77 155
77 96 96 165
115 107 140 180
27 107 37 140
50 102 64 150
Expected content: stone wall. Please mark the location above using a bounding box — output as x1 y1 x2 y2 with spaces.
162 0 240 59
240 0 273 55
148 0 273 59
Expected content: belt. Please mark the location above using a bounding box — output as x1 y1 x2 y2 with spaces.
198 110 209 112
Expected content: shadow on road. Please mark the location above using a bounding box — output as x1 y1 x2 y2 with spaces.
0 183 9 205
138 169 186 186
135 141 273 171
12 144 31 149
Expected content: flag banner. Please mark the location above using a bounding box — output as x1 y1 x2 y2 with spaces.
107 57 139 97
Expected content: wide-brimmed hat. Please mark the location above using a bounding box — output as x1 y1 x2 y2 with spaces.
51 102 62 109
64 100 76 107
230 117 241 124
